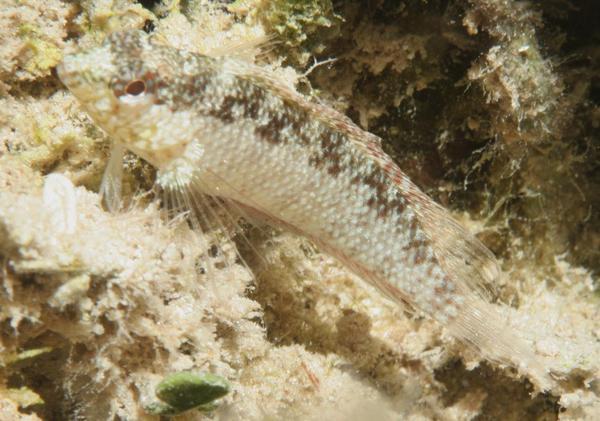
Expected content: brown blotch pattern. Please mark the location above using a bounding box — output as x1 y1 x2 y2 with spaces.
123 41 417 222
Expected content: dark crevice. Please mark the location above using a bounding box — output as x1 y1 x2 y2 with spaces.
436 359 560 420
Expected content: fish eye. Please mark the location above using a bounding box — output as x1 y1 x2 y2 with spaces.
125 79 146 96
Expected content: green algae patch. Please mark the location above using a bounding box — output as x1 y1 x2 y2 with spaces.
2 347 53 367
256 0 342 65
145 372 230 416
17 24 62 77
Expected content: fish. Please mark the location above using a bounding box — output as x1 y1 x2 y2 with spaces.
57 30 552 389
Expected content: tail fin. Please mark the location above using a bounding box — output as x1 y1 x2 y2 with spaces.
401 178 553 390
447 293 553 390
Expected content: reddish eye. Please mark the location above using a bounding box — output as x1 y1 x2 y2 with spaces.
125 79 146 96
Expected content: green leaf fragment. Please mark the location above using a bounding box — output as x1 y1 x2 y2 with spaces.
144 401 219 416
148 372 230 414
3 347 53 367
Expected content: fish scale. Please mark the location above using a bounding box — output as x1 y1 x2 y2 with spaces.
57 30 552 389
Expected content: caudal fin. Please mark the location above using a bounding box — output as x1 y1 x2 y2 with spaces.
399 177 553 389
446 293 553 390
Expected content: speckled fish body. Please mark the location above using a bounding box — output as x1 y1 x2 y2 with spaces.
57 30 551 387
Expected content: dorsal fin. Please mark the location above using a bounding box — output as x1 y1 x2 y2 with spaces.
401 178 500 301
220 57 383 149
208 49 499 300
357 138 500 302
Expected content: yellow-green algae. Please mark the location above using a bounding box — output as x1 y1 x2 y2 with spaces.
144 372 229 416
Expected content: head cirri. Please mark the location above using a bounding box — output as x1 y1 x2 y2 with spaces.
57 30 217 168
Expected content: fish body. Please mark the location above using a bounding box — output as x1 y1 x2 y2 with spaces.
57 30 551 387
